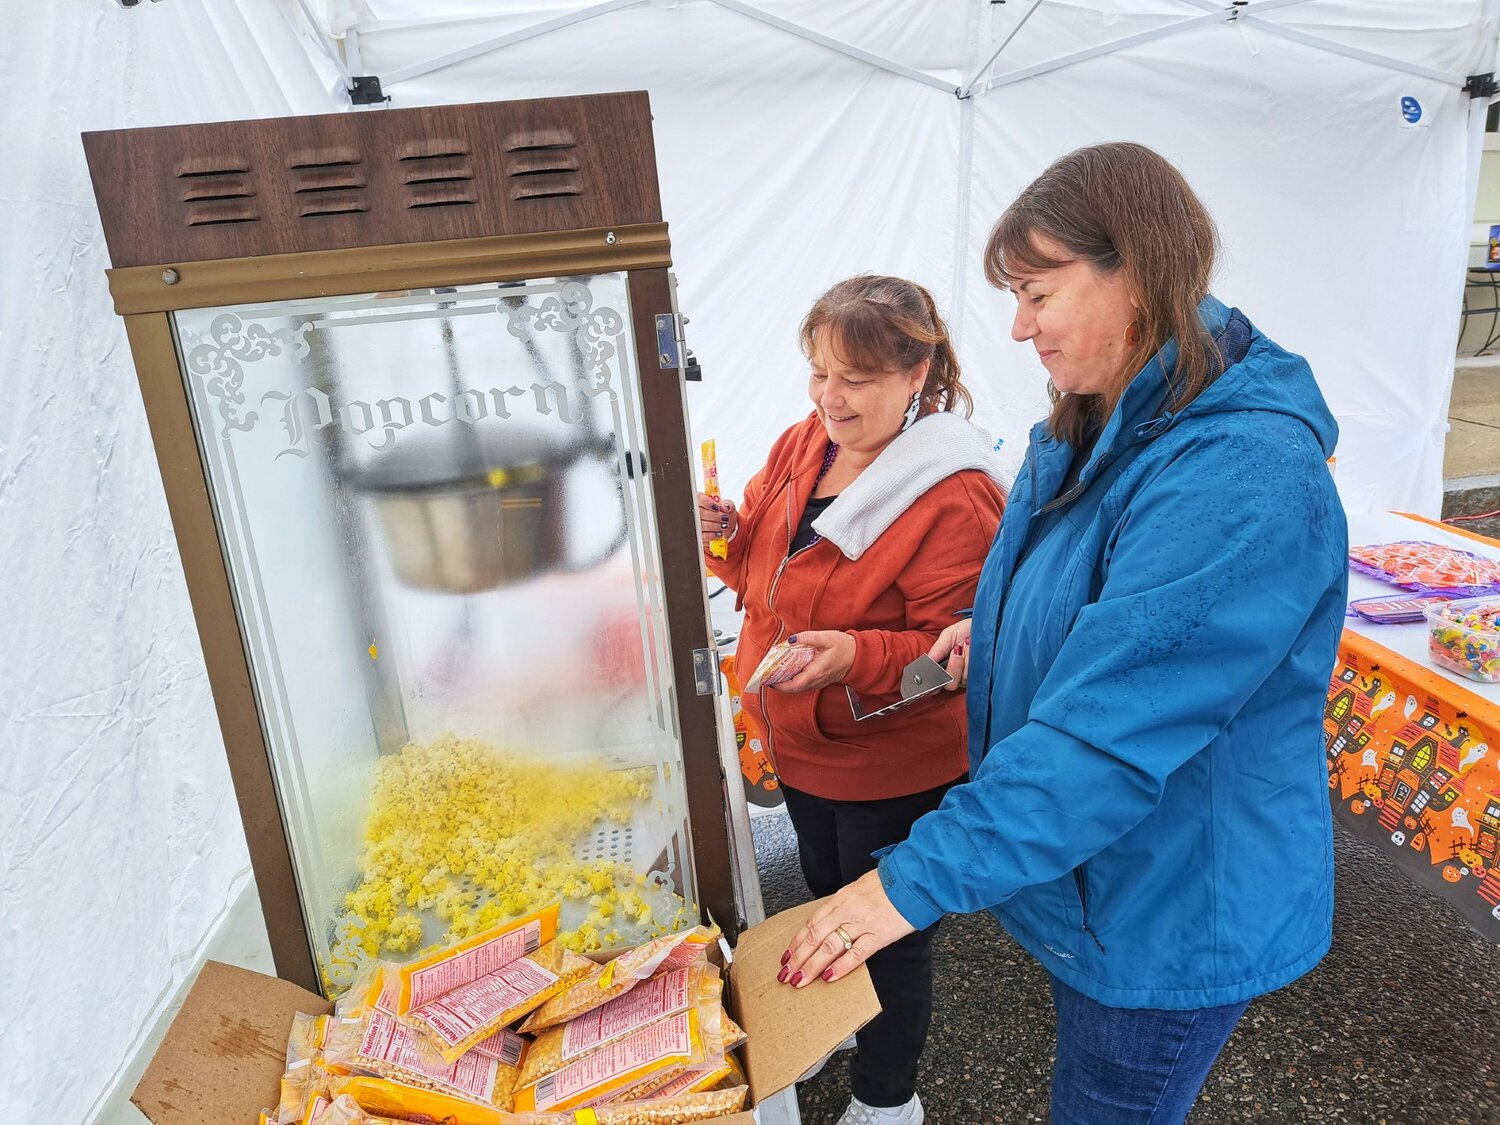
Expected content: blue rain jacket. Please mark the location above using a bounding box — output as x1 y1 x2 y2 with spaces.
878 297 1348 1009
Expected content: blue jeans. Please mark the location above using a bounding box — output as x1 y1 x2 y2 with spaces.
1049 976 1249 1125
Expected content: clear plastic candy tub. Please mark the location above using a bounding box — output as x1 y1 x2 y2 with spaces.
1424 596 1500 684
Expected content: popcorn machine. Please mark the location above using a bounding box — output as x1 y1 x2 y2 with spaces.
83 94 748 994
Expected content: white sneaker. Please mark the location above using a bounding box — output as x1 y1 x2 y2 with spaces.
836 1094 924 1125
795 1034 859 1082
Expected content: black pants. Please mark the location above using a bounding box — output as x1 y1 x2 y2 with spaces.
780 778 959 1108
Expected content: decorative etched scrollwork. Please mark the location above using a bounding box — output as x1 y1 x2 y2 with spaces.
184 313 315 438
498 281 625 392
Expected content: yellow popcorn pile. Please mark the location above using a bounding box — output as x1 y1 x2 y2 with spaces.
325 734 692 993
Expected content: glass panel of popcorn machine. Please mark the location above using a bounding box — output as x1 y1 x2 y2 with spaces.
171 275 696 992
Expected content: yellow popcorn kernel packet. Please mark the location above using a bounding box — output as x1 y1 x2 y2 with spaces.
518 965 721 1090
718 1012 745 1054
600 1000 736 1107
521 1085 749 1124
521 926 720 1033
512 1006 710 1114
407 939 595 1064
323 1007 526 1111
330 1075 514 1125
397 902 561 1015
279 1012 332 1122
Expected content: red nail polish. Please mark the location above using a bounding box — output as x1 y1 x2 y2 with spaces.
822 967 835 981
790 971 804 986
781 950 791 965
777 967 789 984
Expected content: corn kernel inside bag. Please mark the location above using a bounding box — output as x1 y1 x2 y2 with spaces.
323 1008 526 1110
406 939 595 1063
521 926 719 1033
517 965 721 1090
512 1007 710 1113
518 1084 749 1124
330 1075 512 1125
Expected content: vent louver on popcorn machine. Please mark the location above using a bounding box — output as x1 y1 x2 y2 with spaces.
83 94 751 995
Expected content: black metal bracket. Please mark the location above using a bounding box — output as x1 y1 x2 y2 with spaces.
1465 72 1498 100
348 76 391 107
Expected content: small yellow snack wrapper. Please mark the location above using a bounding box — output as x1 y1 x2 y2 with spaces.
512 1007 708 1113
700 440 729 560
331 1075 511 1125
518 965 721 1089
522 925 719 1033
324 1008 526 1110
407 939 595 1064
397 902 560 1015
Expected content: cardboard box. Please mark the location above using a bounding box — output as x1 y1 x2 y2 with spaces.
132 900 879 1123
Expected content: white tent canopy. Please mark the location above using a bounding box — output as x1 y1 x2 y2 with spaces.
3 2 1496 1120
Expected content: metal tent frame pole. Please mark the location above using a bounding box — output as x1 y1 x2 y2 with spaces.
1182 0 1465 87
382 0 640 88
302 0 1481 105
377 0 959 94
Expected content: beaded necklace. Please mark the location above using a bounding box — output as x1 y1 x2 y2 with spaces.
797 442 840 552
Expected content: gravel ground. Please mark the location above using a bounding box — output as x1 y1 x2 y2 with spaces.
752 810 1500 1124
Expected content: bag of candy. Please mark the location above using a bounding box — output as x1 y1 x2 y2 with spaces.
743 641 813 692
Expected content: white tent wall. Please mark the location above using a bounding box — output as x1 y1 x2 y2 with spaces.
961 1 1492 514
0 4 332 1121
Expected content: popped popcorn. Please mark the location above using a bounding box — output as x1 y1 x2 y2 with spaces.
324 735 692 993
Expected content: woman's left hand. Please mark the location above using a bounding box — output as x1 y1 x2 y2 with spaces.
780 870 915 987
770 630 856 693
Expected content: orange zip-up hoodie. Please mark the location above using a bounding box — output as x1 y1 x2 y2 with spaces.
708 414 1005 801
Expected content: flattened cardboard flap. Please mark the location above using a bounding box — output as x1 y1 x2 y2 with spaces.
728 900 881 1103
132 960 331 1124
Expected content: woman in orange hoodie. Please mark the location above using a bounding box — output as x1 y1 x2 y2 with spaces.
698 275 1005 1125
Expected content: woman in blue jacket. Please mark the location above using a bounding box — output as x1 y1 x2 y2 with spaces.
780 142 1348 1123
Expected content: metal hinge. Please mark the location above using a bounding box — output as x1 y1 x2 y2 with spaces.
692 647 721 696
655 313 702 380
656 313 684 369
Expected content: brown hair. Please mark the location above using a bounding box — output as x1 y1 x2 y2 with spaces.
799 275 972 418
983 142 1222 446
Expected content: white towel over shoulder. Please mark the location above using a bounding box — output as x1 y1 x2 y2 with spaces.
812 412 1007 560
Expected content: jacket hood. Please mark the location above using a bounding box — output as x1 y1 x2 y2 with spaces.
1050 295 1339 479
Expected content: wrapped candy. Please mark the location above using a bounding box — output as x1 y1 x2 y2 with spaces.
1349 540 1500 595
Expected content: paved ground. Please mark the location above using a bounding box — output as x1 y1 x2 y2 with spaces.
1447 362 1500 484
754 810 1500 1125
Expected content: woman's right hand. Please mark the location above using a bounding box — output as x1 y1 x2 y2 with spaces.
697 492 739 554
929 619 972 691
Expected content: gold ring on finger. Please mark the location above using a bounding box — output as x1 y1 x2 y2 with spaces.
833 926 855 952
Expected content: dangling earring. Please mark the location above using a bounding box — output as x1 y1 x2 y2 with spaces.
901 391 921 432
